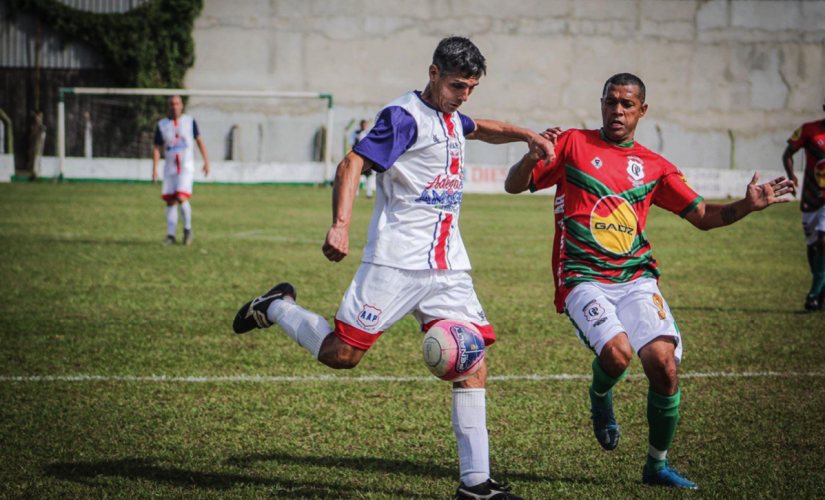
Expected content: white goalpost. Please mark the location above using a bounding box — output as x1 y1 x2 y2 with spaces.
57 87 336 184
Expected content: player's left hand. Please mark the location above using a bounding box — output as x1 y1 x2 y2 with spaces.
202 162 210 177
745 172 794 211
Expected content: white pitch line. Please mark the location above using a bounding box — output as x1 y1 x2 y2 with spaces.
0 371 822 383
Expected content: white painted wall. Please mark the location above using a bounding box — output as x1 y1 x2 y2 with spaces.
178 0 825 174
32 156 786 200
0 154 13 181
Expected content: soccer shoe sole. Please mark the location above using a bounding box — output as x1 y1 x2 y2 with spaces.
232 282 297 334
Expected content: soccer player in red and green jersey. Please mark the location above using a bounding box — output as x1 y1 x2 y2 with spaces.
782 99 825 311
506 73 794 489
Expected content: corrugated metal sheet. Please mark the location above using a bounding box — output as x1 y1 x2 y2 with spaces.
0 0 153 69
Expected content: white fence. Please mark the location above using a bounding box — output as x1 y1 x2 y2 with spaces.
16 156 788 200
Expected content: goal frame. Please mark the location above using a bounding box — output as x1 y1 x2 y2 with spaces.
57 87 335 182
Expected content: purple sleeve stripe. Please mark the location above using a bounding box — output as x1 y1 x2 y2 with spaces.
192 119 200 138
459 113 475 136
352 106 417 172
153 126 163 146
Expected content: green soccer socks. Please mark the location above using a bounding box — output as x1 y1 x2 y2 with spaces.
590 357 627 408
646 388 681 471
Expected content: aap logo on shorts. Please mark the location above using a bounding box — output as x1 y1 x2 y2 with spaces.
357 304 382 329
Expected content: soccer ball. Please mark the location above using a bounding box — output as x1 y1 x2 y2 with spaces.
421 320 486 382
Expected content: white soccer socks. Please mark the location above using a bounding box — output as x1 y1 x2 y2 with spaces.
365 175 376 198
266 298 331 359
179 201 192 230
453 388 490 487
166 205 178 236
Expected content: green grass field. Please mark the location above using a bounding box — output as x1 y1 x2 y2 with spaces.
1 182 823 499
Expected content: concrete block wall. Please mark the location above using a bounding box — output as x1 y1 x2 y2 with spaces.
183 0 825 174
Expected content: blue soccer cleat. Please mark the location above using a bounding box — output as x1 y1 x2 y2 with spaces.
590 388 620 450
642 460 698 489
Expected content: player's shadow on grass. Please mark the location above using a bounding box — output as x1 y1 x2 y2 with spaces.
44 457 437 499
225 451 600 486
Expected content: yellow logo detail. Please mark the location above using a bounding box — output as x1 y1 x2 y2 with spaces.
590 196 638 255
816 160 825 188
790 128 802 141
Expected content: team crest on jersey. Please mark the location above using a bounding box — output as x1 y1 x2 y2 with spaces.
448 137 461 159
357 304 382 329
591 157 603 169
626 156 644 181
818 139 824 147
583 300 605 322
590 195 639 255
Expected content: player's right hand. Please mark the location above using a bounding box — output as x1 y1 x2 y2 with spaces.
790 173 799 197
323 225 349 262
152 170 158 184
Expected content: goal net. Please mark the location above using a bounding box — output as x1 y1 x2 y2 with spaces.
57 88 334 184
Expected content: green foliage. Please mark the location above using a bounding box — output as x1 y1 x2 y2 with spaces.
9 0 203 89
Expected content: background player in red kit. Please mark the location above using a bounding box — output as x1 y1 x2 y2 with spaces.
782 98 825 310
505 73 794 489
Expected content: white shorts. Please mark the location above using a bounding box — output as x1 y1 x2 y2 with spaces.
564 278 683 364
334 263 494 350
162 169 194 201
802 206 825 246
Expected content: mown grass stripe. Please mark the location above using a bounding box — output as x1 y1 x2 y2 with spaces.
0 372 822 383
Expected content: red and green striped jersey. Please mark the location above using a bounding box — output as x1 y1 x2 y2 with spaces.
787 120 825 213
530 129 703 313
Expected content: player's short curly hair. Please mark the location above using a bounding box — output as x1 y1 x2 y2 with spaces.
602 73 646 103
432 36 487 79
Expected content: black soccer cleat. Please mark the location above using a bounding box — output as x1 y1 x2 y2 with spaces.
455 479 524 500
161 235 176 246
183 229 193 246
804 293 821 312
232 282 297 334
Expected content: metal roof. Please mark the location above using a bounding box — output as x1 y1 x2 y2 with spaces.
0 0 153 69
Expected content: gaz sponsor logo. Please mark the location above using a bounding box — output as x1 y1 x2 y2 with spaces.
816 159 825 188
582 300 605 322
590 195 639 255
593 318 608 327
357 304 382 329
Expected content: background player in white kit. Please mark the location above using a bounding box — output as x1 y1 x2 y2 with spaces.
232 37 556 500
152 95 210 245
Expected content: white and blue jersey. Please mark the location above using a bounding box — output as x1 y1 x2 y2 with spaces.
353 91 476 271
154 114 200 175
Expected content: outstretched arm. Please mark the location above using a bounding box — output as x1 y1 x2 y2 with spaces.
781 145 799 197
468 120 559 162
322 152 374 262
685 173 794 231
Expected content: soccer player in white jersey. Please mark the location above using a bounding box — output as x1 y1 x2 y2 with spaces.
232 37 556 500
152 95 210 245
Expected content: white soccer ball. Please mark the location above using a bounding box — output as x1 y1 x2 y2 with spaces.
422 319 486 382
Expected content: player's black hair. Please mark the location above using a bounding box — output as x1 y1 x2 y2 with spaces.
602 73 646 103
432 36 487 79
